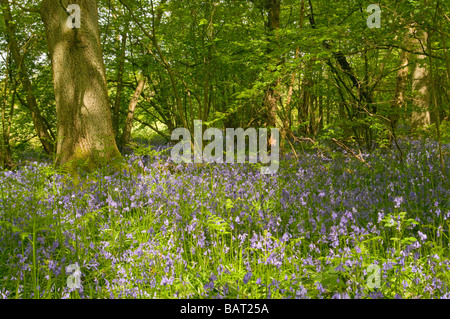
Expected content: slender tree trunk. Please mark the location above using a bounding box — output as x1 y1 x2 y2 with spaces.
283 0 305 144
285 0 305 110
300 74 311 135
440 23 450 85
41 0 121 168
1 0 54 155
113 30 128 140
261 0 281 154
1 46 14 169
201 2 216 125
410 30 431 130
1 86 15 170
264 0 281 130
121 74 146 148
390 29 412 129
284 46 299 130
318 94 323 131
311 94 317 135
427 16 444 173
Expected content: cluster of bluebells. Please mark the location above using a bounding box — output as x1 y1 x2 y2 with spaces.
0 138 449 299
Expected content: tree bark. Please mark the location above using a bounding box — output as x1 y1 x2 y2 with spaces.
390 29 412 129
1 0 55 155
283 0 305 143
427 19 444 173
263 0 281 154
1 87 15 170
113 30 127 140
264 0 280 128
299 75 311 135
41 0 121 168
410 30 431 130
120 74 146 148
1 46 14 169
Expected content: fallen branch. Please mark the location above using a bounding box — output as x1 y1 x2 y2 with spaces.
292 136 316 144
331 138 371 168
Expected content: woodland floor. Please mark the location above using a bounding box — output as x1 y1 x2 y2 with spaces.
0 138 449 299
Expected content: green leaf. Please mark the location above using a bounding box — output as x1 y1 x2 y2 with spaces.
199 19 208 26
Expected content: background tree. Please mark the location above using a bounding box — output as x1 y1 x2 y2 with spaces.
0 0 448 168
1 0 54 155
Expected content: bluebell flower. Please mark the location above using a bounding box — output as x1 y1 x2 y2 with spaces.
243 271 252 284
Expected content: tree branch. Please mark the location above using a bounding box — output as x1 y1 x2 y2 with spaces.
10 0 40 13
331 138 371 168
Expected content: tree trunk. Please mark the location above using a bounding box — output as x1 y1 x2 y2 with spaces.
427 25 444 173
120 74 146 148
1 0 55 155
1 85 15 170
113 30 128 140
300 71 312 135
390 29 413 129
283 0 305 144
318 94 323 131
390 49 410 128
264 0 281 130
1 47 14 169
410 30 431 130
262 0 281 154
41 0 121 168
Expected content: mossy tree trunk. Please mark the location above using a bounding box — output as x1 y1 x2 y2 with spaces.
40 0 121 168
